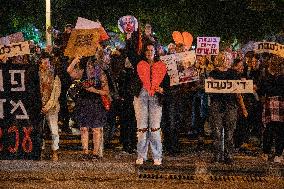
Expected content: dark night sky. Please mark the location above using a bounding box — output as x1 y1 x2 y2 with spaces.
0 0 283 44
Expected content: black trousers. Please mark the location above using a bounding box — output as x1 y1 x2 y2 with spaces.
119 99 137 151
263 122 284 156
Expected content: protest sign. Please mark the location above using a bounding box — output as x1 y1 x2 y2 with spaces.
253 42 284 58
0 63 42 160
0 41 30 59
160 51 198 86
196 37 220 55
118 15 138 33
64 29 100 58
205 79 253 93
172 31 193 49
75 17 109 41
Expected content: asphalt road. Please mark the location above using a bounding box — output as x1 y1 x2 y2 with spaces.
0 149 283 189
1 174 283 189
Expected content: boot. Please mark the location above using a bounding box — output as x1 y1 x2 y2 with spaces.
52 150 59 161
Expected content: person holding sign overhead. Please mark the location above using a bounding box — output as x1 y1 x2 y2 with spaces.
67 51 110 160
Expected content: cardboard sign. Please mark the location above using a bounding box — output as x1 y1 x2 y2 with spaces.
205 79 253 93
160 51 198 86
75 17 109 41
0 41 30 58
253 42 284 58
64 29 100 58
196 37 220 55
0 63 42 160
75 17 101 29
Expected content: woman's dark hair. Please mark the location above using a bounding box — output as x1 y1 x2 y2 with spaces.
232 58 242 68
141 41 160 62
78 56 90 70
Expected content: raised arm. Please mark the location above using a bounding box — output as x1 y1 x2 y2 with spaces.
67 56 83 80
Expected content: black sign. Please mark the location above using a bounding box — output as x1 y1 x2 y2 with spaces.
0 63 42 160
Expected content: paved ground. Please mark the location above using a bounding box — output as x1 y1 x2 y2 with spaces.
1 131 283 188
1 148 283 189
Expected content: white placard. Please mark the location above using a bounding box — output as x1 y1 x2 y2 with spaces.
253 42 284 58
205 79 253 93
75 17 102 29
196 37 220 55
160 51 198 86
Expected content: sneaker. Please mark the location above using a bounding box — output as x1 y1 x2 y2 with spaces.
274 156 283 163
136 158 144 165
153 159 162 166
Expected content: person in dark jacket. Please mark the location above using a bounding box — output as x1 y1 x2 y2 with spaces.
208 52 244 164
260 56 284 163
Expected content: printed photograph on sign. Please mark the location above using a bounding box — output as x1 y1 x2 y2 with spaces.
64 29 100 58
161 51 198 86
118 15 138 33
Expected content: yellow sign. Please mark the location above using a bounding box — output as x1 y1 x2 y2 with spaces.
64 29 100 58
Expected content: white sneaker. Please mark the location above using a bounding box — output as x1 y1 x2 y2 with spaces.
274 156 283 163
153 159 162 166
136 158 143 165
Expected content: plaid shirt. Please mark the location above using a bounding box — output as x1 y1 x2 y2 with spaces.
262 96 284 126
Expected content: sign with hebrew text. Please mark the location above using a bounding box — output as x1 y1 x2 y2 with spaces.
0 41 30 59
253 42 284 58
64 29 100 58
196 37 220 55
205 79 253 93
0 63 42 160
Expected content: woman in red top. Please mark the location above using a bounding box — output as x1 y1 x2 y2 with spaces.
134 43 168 166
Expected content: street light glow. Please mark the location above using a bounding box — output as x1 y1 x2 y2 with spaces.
46 0 52 46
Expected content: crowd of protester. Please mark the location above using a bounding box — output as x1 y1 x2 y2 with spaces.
0 22 283 165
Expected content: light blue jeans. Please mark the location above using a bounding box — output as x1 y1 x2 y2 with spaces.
133 88 163 161
42 110 60 151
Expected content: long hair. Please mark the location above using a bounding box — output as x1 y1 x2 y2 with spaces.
141 41 160 62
